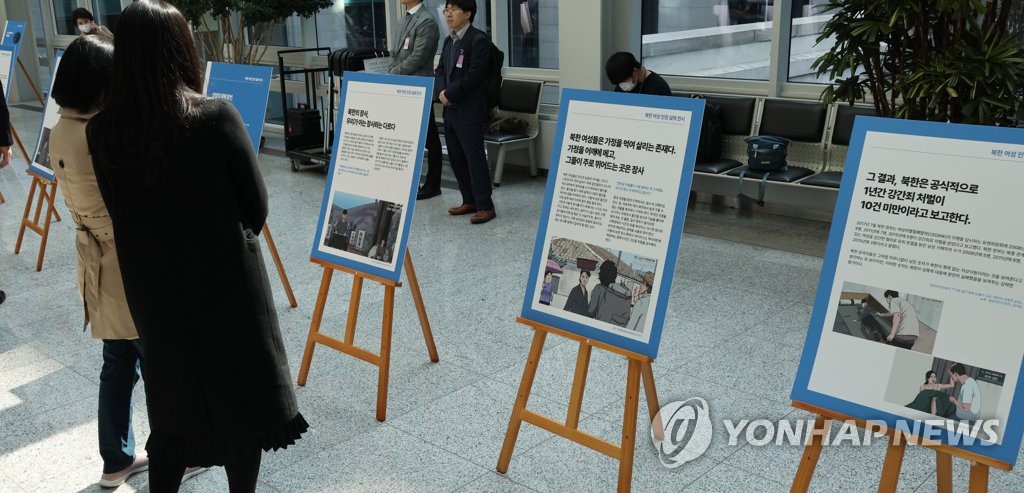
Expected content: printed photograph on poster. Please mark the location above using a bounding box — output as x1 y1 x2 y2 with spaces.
537 238 657 335
832 281 942 354
32 127 52 170
884 352 1005 424
320 190 402 265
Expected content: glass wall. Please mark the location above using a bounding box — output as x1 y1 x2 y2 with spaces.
51 0 77 35
91 0 123 32
316 0 388 50
507 0 558 69
787 0 834 83
639 0 773 80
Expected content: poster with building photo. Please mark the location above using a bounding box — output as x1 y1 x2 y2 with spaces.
792 117 1024 466
521 89 703 358
27 50 62 181
310 71 433 282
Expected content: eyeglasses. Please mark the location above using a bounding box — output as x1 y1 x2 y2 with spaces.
443 7 463 15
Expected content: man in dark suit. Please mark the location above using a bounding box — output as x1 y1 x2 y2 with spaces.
0 79 11 305
435 0 496 224
389 0 444 200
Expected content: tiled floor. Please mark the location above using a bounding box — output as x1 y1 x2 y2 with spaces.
1 105 1022 492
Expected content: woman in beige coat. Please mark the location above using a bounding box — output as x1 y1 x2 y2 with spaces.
48 35 148 488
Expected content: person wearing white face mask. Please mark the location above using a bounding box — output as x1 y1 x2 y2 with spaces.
605 51 671 96
71 8 113 37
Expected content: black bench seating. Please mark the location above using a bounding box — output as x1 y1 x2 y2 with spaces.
803 104 878 189
694 95 757 174
725 99 825 183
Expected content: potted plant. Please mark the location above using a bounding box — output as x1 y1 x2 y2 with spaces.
812 0 1024 125
169 0 333 65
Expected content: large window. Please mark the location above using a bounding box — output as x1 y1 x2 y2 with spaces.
788 0 834 83
640 0 773 80
91 0 122 33
51 0 77 35
316 0 388 51
507 0 557 69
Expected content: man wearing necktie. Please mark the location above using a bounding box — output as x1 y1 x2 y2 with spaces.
435 0 496 224
388 0 443 201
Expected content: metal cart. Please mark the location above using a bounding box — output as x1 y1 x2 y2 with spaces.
278 47 335 172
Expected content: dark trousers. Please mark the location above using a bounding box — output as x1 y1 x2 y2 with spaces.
445 120 494 211
421 106 443 191
99 339 144 473
149 450 261 493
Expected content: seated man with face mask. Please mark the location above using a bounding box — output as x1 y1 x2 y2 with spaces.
605 51 671 96
71 8 113 37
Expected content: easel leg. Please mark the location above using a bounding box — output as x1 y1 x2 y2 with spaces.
878 436 907 493
936 450 953 493
17 58 46 106
565 343 592 429
617 358 642 493
344 276 364 344
261 224 297 308
35 182 59 271
46 181 61 222
1 190 6 204
376 284 396 422
14 178 38 254
968 462 989 493
791 415 830 493
297 268 333 385
640 362 663 441
11 127 31 164
497 329 547 473
403 252 439 362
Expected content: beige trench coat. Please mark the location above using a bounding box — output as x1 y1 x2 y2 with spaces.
49 107 137 340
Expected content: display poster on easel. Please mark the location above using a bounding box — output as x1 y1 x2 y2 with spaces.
310 71 433 282
792 116 1024 466
0 20 26 99
520 89 703 358
202 62 273 153
27 50 62 181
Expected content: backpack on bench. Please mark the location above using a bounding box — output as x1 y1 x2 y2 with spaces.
737 135 790 206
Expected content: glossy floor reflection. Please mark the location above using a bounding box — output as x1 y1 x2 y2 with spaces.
1 105 1021 492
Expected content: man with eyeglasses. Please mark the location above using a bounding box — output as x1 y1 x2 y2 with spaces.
389 0 443 201
435 0 497 224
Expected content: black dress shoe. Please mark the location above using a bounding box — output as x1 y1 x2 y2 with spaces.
417 188 441 200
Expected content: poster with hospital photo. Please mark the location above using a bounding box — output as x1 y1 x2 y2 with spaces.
521 89 704 359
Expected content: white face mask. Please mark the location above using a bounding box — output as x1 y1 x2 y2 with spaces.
618 79 636 92
78 23 93 34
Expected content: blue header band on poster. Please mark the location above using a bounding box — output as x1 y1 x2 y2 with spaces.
1 21 26 100
791 116 1024 465
309 71 434 283
203 62 274 153
519 88 704 359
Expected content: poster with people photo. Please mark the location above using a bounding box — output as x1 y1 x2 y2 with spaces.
309 72 434 282
792 117 1024 466
521 89 703 358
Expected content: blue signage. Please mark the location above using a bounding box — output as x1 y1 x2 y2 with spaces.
202 62 273 152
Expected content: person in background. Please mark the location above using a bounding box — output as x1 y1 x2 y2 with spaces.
539 271 553 305
71 7 114 37
563 270 590 315
0 78 11 306
389 0 444 200
49 35 208 489
879 289 920 350
87 2 306 491
436 0 497 224
605 51 671 96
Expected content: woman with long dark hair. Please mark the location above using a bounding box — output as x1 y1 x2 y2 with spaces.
87 2 306 491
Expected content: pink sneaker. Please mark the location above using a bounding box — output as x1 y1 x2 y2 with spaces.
98 453 149 488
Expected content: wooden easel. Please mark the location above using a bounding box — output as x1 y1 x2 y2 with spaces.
791 401 1012 493
260 224 297 307
296 251 438 421
497 317 663 492
14 174 60 271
